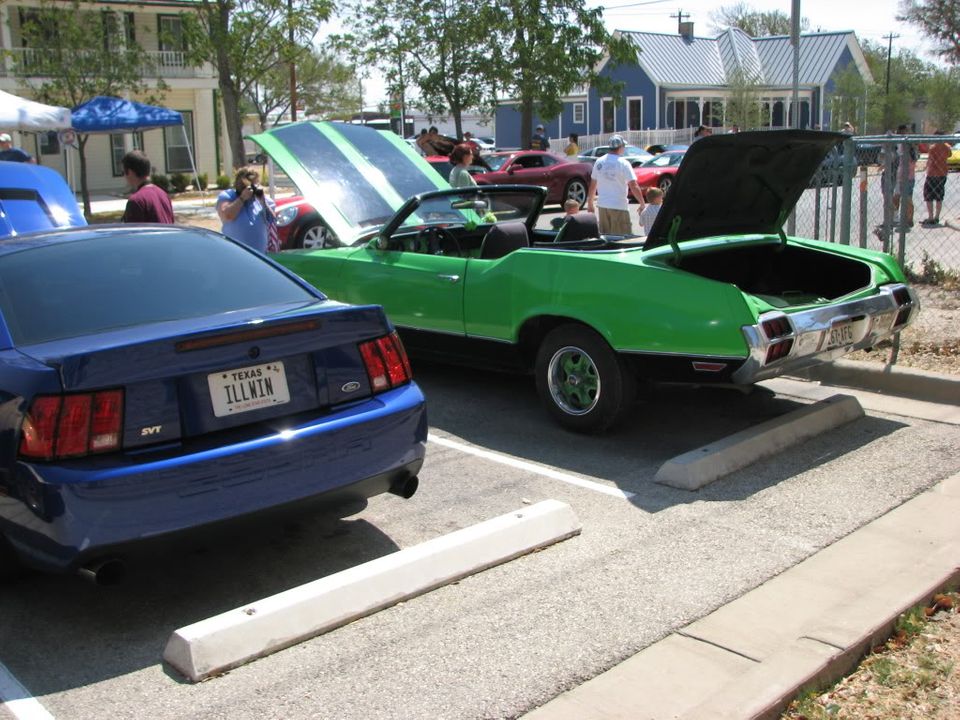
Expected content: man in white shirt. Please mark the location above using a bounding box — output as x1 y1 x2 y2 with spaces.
586 135 646 235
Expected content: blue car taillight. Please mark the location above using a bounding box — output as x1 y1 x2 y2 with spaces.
19 389 124 461
359 332 413 393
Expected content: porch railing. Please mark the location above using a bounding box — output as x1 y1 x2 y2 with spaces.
0 47 215 79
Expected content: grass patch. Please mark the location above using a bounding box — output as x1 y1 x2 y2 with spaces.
905 253 960 290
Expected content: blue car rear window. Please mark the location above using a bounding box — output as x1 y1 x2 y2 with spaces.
0 228 318 346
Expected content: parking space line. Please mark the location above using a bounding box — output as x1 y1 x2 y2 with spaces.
428 434 636 500
0 662 54 720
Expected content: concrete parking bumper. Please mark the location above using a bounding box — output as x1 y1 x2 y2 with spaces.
163 499 581 682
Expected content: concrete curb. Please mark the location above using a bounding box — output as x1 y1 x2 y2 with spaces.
791 359 960 405
654 394 864 490
524 473 960 720
163 499 581 682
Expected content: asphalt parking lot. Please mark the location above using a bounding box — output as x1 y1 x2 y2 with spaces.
2 360 959 720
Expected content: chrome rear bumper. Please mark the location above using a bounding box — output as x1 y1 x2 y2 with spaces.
732 284 918 384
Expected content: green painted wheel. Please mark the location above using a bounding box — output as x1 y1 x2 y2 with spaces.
535 324 636 433
547 344 601 415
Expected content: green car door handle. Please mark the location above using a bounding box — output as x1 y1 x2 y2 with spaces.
437 274 461 283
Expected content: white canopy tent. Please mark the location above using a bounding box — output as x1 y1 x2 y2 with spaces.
0 90 71 131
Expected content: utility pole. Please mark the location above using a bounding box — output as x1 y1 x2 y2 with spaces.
670 8 690 33
883 32 899 96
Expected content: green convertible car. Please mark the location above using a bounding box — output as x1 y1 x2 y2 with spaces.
257 123 918 432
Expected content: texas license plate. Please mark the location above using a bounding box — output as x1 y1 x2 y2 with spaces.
208 361 291 417
825 320 857 350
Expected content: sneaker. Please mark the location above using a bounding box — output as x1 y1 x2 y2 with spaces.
920 219 937 227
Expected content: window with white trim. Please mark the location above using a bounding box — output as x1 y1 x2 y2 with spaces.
163 111 194 173
573 103 585 124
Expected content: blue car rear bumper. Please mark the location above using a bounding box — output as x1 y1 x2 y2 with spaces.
1 383 426 572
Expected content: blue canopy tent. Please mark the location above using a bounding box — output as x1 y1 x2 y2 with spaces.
70 96 200 191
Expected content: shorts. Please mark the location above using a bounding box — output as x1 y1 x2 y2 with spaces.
923 175 946 202
598 207 632 236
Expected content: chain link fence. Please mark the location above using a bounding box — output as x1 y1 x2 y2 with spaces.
790 134 960 279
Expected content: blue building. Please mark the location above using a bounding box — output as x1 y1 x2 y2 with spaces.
495 25 873 149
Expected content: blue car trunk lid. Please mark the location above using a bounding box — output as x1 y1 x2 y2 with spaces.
18 304 390 449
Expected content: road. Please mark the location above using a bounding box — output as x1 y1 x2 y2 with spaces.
2 364 959 720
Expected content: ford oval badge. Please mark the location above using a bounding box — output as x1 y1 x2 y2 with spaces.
341 381 361 393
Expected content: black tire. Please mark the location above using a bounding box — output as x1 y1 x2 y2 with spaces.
534 324 636 433
563 178 588 208
658 176 672 192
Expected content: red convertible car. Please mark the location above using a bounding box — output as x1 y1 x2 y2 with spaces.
633 150 686 197
474 151 593 207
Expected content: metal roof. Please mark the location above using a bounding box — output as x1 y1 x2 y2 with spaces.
621 29 858 88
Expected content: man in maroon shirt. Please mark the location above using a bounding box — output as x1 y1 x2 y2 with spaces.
121 150 174 224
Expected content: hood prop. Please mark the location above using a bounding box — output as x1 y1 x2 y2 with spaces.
667 215 682 265
776 208 789 248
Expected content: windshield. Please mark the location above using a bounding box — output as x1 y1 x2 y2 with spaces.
641 152 683 168
484 155 511 171
395 189 541 232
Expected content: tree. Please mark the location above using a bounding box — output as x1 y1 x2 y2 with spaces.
724 68 765 130
12 0 165 218
923 67 960 132
709 2 809 37
338 0 493 140
248 47 360 129
182 0 332 169
828 63 869 132
485 0 634 150
898 0 960 64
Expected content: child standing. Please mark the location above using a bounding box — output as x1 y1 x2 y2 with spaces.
639 187 663 235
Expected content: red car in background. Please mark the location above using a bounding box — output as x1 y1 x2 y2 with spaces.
473 151 593 207
632 150 686 197
273 195 339 250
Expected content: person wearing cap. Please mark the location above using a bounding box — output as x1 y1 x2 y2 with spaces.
0 133 35 163
530 124 549 151
587 134 645 236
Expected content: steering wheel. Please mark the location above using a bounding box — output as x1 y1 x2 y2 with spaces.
417 226 462 256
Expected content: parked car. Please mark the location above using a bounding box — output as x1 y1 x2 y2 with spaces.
646 143 689 155
632 150 685 195
473 136 497 153
0 223 426 581
264 124 917 433
578 144 653 167
0 161 86 237
274 195 339 249
948 142 960 171
473 150 593 206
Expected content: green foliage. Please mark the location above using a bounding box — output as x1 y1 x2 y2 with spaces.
196 172 209 191
216 174 231 190
827 63 868 131
899 0 960 65
708 2 809 36
151 174 170 192
169 173 189 193
180 0 333 166
924 67 960 132
247 47 360 127
724 68 765 130
860 40 933 132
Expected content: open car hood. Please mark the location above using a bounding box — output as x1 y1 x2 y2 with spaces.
249 121 450 245
644 130 844 249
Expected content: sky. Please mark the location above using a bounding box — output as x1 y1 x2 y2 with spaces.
325 0 945 107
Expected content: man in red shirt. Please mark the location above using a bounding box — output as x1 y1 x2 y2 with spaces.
921 130 951 227
121 150 174 224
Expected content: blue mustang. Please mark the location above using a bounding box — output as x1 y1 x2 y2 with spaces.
0 180 426 583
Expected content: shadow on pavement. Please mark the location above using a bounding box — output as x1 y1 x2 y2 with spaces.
413 359 908 513
0 502 401 695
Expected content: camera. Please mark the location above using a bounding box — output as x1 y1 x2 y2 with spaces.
249 183 264 197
